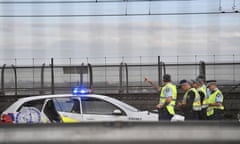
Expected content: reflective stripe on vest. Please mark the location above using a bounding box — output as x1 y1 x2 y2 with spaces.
183 88 202 111
207 89 224 117
198 85 208 109
160 83 177 115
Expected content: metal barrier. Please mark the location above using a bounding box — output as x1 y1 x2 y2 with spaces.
0 122 240 144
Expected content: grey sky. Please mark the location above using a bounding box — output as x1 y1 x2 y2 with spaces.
0 0 240 62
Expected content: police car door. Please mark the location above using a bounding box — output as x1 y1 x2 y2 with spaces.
41 99 62 123
53 97 82 123
81 97 127 122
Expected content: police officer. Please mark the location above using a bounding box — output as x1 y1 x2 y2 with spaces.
177 80 201 120
197 76 210 98
144 74 177 120
191 79 208 120
206 80 224 120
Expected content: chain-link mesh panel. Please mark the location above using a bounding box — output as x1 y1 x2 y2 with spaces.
3 68 15 95
91 66 120 93
16 67 42 95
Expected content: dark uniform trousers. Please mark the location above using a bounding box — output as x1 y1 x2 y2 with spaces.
200 108 208 120
158 108 173 120
184 111 200 120
208 109 224 120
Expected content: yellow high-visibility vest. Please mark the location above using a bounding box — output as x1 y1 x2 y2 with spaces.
182 88 202 111
207 89 224 117
198 85 208 108
159 83 177 115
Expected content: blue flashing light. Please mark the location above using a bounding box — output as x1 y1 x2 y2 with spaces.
72 87 89 95
73 88 79 94
80 89 87 94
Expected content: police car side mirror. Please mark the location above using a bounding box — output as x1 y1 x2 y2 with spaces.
112 109 122 115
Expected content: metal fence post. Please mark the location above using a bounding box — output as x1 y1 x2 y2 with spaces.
119 62 123 93
88 63 93 91
158 56 162 86
11 64 17 96
199 61 206 81
1 64 6 95
51 58 55 94
119 62 129 94
40 63 45 95
69 58 72 88
140 56 142 87
105 57 107 94
177 56 179 82
162 62 166 76
195 55 197 77
125 63 129 94
213 55 216 80
80 63 84 86
233 54 235 84
158 56 167 86
32 58 35 89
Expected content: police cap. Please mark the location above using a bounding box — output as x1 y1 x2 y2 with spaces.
163 74 171 82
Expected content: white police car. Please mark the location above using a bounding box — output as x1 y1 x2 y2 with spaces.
0 89 160 123
1 88 184 123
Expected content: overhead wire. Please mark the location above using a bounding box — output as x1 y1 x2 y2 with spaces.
0 0 194 4
0 11 238 17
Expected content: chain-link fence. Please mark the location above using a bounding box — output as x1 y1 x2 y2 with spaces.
0 55 240 95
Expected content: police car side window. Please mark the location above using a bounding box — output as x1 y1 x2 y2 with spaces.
81 97 125 115
54 98 81 113
17 99 45 112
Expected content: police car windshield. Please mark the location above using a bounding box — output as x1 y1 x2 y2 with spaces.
105 97 139 112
